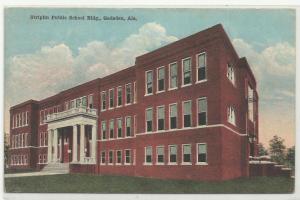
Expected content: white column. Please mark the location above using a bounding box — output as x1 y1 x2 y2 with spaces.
47 129 52 163
59 134 63 162
53 129 58 163
91 125 97 163
80 124 85 163
72 125 78 163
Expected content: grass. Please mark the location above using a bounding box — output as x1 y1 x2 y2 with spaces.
5 174 294 193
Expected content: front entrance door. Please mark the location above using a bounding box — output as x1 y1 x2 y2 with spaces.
61 127 73 163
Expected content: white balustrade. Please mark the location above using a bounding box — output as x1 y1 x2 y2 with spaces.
45 107 97 122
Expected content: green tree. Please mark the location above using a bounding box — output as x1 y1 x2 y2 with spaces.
258 143 268 156
286 146 295 168
269 135 286 164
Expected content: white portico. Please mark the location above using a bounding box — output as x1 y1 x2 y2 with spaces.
45 107 98 165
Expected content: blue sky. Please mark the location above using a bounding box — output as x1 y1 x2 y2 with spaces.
4 8 296 147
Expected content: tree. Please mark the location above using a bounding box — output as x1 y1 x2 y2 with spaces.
258 143 268 156
269 135 286 164
286 146 295 168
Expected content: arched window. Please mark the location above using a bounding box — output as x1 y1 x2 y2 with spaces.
227 106 236 126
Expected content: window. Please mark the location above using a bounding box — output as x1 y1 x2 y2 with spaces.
126 116 132 137
101 151 106 164
109 119 114 139
101 121 106 140
125 83 132 104
182 58 192 85
117 86 122 106
40 110 44 125
145 146 152 164
198 98 207 126
26 111 29 125
156 146 164 164
125 149 131 164
227 106 236 126
197 143 207 163
157 67 165 92
197 53 206 81
169 145 177 164
116 150 122 164
70 100 75 109
76 98 82 108
101 91 106 110
182 144 192 163
109 89 114 108
157 106 165 131
88 95 94 109
146 71 153 94
109 150 113 164
169 62 178 89
146 108 153 132
117 118 122 138
248 85 254 122
183 101 192 127
227 63 235 85
134 82 137 103
169 104 177 129
22 112 26 126
82 96 87 108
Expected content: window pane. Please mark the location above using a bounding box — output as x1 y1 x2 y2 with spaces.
198 144 207 153
198 99 207 112
198 53 206 68
183 101 191 115
158 68 165 80
183 145 191 154
183 59 191 72
157 147 164 155
146 147 152 155
126 117 131 127
158 107 164 119
147 71 152 83
170 104 177 117
170 146 177 154
146 109 153 121
118 119 122 128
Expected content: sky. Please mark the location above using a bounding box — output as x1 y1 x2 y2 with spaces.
4 8 296 148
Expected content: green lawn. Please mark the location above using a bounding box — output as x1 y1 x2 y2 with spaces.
5 174 294 193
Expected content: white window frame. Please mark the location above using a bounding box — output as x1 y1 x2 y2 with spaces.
109 88 115 109
197 97 208 127
196 143 208 165
181 57 192 87
117 118 123 138
125 116 132 137
133 81 137 104
168 145 178 165
168 62 178 90
227 106 236 126
196 52 207 83
101 91 107 111
145 70 153 96
156 145 165 165
182 144 192 165
117 86 123 107
125 149 131 165
157 66 165 93
144 146 153 165
116 150 122 165
101 121 107 140
109 119 114 139
227 63 236 86
156 105 165 131
108 150 114 165
182 100 192 128
145 107 153 133
169 103 178 130
100 151 106 165
125 83 132 105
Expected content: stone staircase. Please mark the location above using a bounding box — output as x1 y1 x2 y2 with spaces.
249 156 292 177
41 162 70 174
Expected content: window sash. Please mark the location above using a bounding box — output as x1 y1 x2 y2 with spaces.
146 71 153 94
117 87 122 106
109 89 114 108
146 109 153 121
126 84 132 104
183 101 191 115
101 92 106 110
125 150 131 163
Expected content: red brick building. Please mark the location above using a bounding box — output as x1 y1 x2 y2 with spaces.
8 24 259 181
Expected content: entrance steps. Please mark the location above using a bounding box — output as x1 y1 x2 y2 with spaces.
41 162 70 174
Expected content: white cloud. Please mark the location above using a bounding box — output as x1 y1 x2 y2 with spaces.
5 22 178 132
